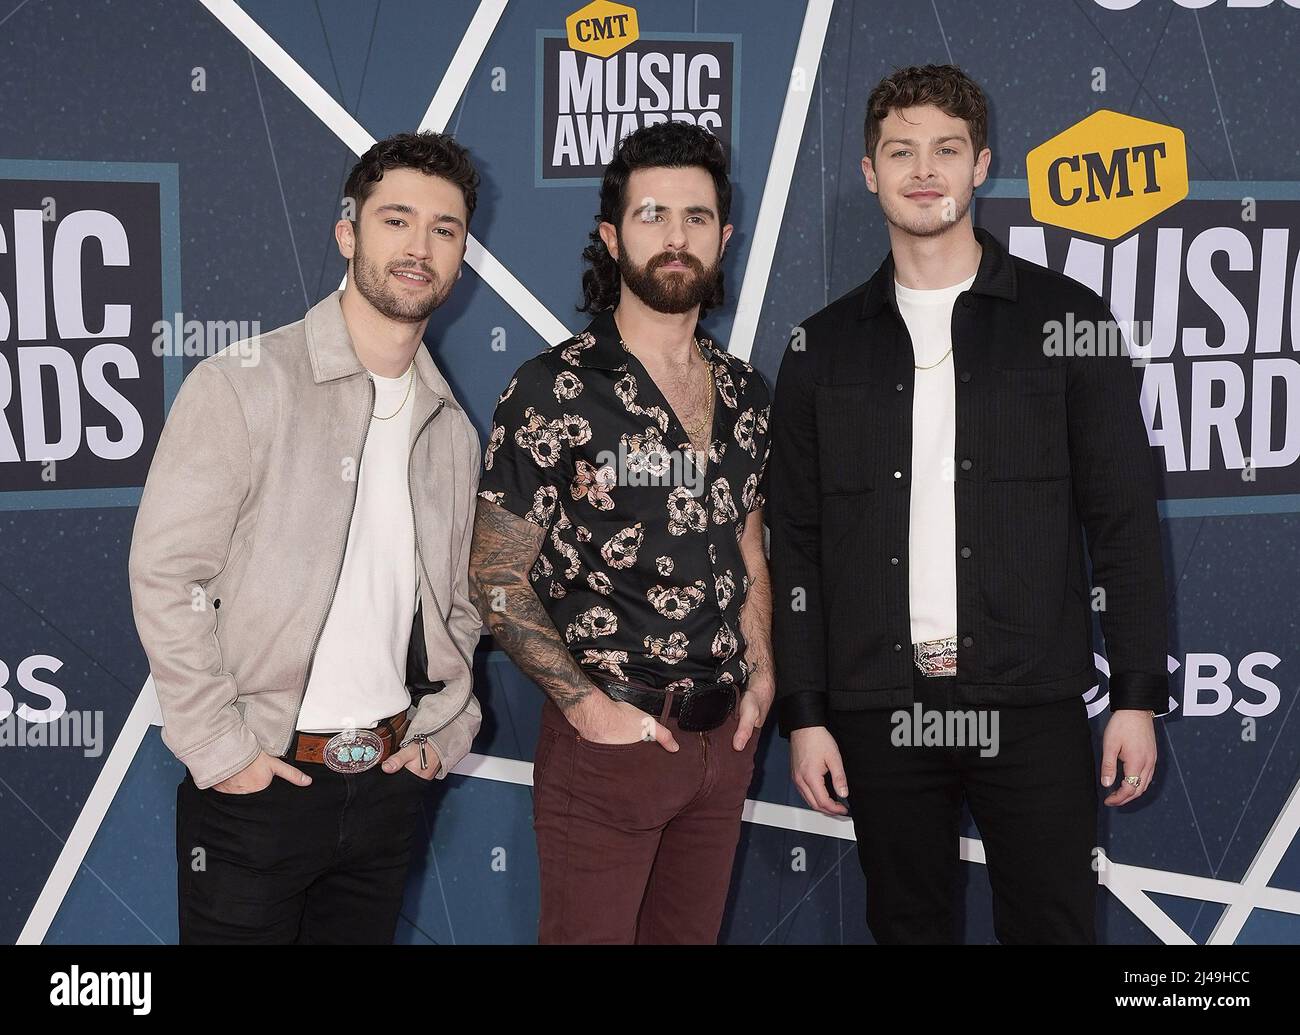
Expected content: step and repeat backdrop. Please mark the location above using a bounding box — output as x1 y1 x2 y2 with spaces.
1 0 1298 945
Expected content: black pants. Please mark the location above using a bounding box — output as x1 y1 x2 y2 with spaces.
828 669 1098 945
175 740 428 944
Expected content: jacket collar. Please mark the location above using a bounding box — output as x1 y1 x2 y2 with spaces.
304 289 462 411
571 307 725 371
858 224 1017 320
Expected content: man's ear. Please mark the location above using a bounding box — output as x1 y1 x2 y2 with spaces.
597 220 619 261
335 218 356 260
861 156 878 195
720 223 734 256
973 147 992 190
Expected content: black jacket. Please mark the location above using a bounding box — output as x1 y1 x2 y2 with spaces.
768 226 1169 734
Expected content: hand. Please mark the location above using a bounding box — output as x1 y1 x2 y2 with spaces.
382 741 441 781
1100 709 1157 806
790 726 849 816
733 677 774 751
569 694 680 752
210 750 311 794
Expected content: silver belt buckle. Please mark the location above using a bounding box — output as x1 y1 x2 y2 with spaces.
323 728 384 773
913 637 958 678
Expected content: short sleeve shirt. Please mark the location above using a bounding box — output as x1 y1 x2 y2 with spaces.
478 308 772 690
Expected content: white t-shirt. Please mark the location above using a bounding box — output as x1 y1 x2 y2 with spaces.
894 272 976 645
297 366 419 732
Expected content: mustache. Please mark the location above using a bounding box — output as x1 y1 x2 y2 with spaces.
649 251 706 273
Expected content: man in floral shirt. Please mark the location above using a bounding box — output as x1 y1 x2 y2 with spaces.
469 122 773 944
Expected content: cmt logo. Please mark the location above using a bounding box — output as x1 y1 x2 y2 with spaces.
566 1 639 58
1095 1 1299 8
1086 651 1282 718
1027 110 1187 239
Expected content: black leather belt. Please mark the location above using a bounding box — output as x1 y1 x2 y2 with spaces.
586 671 738 732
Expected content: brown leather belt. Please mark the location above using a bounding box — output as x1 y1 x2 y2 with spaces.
290 711 411 773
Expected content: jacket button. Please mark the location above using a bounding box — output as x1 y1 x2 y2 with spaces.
893 642 903 652
893 470 902 479
959 371 971 383
962 636 974 648
960 458 973 471
890 556 899 565
960 546 972 559
213 598 221 610
895 383 904 392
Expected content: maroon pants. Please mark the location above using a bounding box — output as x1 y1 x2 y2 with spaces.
531 694 758 944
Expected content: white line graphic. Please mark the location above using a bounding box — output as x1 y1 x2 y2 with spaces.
17 680 163 944
419 0 510 133
728 0 834 362
199 0 571 346
1210 775 1300 943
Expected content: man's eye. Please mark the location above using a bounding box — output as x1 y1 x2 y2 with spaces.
892 151 910 159
386 219 405 227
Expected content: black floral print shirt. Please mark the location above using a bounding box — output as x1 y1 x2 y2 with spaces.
478 308 772 691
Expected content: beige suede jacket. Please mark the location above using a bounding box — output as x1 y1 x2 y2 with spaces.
129 290 483 789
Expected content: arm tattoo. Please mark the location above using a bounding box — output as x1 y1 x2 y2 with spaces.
468 498 596 712
739 512 774 682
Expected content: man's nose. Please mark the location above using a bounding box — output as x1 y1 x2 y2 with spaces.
912 154 938 183
663 218 688 251
405 231 431 260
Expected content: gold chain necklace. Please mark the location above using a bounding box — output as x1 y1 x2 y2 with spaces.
683 362 716 442
619 335 715 442
914 345 953 371
372 360 414 420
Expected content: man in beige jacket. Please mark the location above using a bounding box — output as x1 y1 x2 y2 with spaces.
129 131 483 944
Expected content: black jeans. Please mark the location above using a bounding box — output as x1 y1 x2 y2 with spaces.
828 668 1098 944
175 741 429 944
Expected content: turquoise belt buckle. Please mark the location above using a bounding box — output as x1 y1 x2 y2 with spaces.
323 728 384 773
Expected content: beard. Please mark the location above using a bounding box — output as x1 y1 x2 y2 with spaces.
879 184 973 239
350 229 453 322
617 240 722 315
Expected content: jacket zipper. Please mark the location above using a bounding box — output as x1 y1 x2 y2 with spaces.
409 398 447 615
406 397 465 740
280 377 375 753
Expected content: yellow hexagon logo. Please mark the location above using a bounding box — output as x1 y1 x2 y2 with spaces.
566 2 639 58
1026 110 1188 240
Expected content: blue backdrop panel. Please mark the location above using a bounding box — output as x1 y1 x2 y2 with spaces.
1 0 1297 945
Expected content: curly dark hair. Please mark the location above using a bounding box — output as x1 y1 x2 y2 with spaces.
343 130 480 224
579 121 732 314
864 64 989 160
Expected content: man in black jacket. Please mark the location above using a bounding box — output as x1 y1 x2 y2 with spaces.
767 65 1169 944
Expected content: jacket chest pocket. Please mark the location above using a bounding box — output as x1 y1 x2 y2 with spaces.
814 382 885 496
985 365 1069 481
